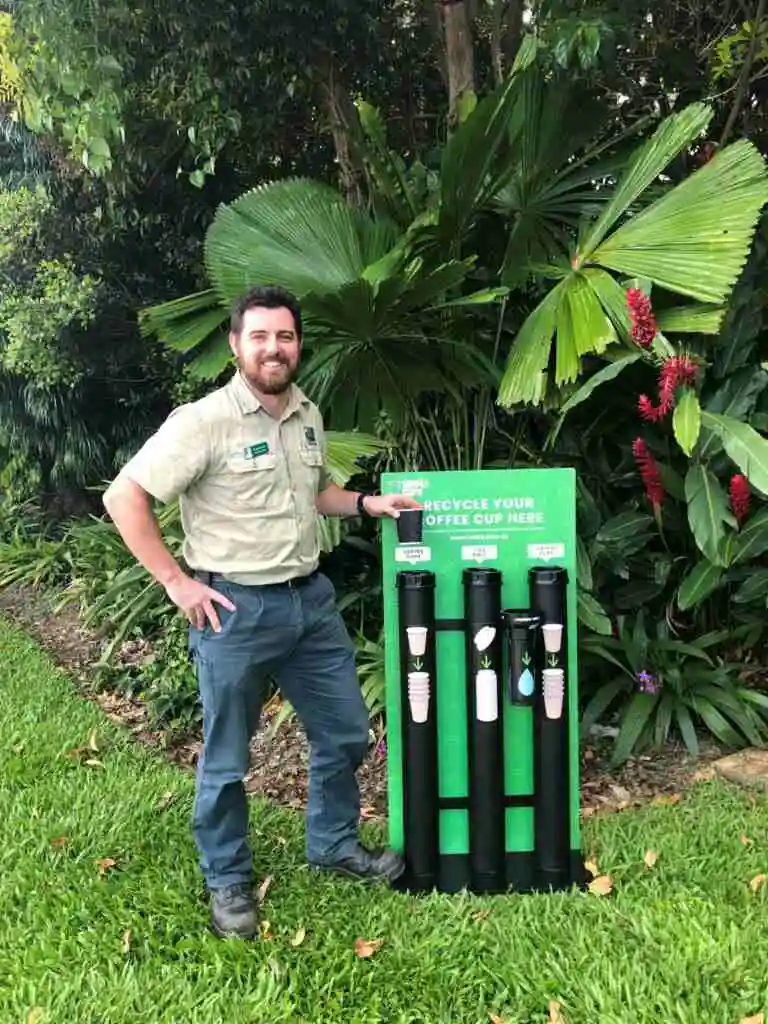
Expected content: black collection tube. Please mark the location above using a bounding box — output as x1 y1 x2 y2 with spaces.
463 567 505 892
502 610 541 706
397 570 439 891
529 566 570 888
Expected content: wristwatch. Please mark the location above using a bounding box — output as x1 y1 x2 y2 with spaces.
356 492 371 517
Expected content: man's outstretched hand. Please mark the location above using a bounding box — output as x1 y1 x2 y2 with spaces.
164 571 236 632
362 493 422 519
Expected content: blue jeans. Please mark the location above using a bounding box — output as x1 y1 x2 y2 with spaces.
188 571 370 889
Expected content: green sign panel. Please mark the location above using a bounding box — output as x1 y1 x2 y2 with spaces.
380 468 585 894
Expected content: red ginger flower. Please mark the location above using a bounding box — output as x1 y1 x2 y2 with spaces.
730 474 750 524
627 288 657 348
632 437 665 509
637 356 698 422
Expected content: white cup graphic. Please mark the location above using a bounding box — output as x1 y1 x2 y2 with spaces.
475 669 499 722
474 626 496 652
407 671 430 723
406 626 428 657
542 623 564 654
542 668 564 720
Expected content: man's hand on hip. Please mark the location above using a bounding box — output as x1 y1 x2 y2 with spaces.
164 572 236 632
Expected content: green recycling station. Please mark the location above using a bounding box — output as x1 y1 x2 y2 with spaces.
380 468 587 894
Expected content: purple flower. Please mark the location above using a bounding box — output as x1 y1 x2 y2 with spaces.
637 670 659 694
375 739 387 759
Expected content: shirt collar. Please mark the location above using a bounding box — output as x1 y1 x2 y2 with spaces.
228 370 309 419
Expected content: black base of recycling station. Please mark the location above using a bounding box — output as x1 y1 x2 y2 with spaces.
392 852 589 896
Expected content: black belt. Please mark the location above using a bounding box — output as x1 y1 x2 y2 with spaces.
195 569 319 589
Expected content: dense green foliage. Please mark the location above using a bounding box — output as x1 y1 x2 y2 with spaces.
2 0 768 762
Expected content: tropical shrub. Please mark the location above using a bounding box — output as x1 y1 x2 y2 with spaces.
581 613 768 765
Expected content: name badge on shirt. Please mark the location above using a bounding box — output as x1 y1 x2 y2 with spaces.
304 426 318 447
244 441 270 459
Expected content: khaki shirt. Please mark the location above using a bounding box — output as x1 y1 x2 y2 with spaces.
117 371 331 585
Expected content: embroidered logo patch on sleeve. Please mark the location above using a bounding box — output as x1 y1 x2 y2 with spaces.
304 426 318 446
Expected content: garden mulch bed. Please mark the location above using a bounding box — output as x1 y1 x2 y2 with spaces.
0 583 726 824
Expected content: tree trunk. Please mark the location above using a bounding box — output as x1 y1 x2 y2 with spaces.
317 55 365 207
439 0 476 129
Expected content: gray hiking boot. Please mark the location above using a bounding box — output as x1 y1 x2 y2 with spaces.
210 883 259 940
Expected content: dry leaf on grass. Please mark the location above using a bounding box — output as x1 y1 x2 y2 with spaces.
260 920 274 940
741 834 754 847
96 857 118 877
472 908 492 922
584 859 599 878
156 790 176 811
652 793 682 806
488 1014 508 1024
354 936 384 959
588 875 613 897
87 729 100 753
644 850 659 869
549 1000 567 1023
50 836 69 849
740 1013 764 1024
749 874 767 893
27 1009 45 1024
290 926 306 947
256 875 273 903
84 759 104 769
121 929 131 955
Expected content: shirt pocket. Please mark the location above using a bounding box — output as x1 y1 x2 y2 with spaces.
222 450 279 507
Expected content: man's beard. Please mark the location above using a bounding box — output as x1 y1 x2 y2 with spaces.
241 357 297 395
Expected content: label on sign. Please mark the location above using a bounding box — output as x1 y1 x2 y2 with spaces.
461 544 499 563
394 545 432 564
528 543 565 561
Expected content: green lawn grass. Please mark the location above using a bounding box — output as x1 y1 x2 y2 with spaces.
2 617 768 1024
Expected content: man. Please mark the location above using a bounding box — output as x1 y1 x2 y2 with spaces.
103 284 419 940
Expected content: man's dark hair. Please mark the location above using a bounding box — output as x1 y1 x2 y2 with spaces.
230 285 303 340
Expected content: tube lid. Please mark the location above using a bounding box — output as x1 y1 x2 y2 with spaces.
528 566 568 586
463 567 502 587
396 570 436 590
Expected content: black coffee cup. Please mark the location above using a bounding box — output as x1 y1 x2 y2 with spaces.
396 508 424 544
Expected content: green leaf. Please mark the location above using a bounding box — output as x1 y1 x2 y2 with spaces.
204 177 399 303
498 279 566 406
673 390 701 456
581 677 627 734
731 507 768 564
576 535 593 590
596 511 654 547
439 66 524 246
323 431 389 487
685 464 734 564
428 287 509 310
733 569 768 605
700 411 768 497
655 304 727 334
675 703 699 755
677 559 725 611
699 367 768 458
578 102 713 258
557 352 643 418
611 691 661 765
577 590 612 635
692 696 743 746
588 137 768 303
